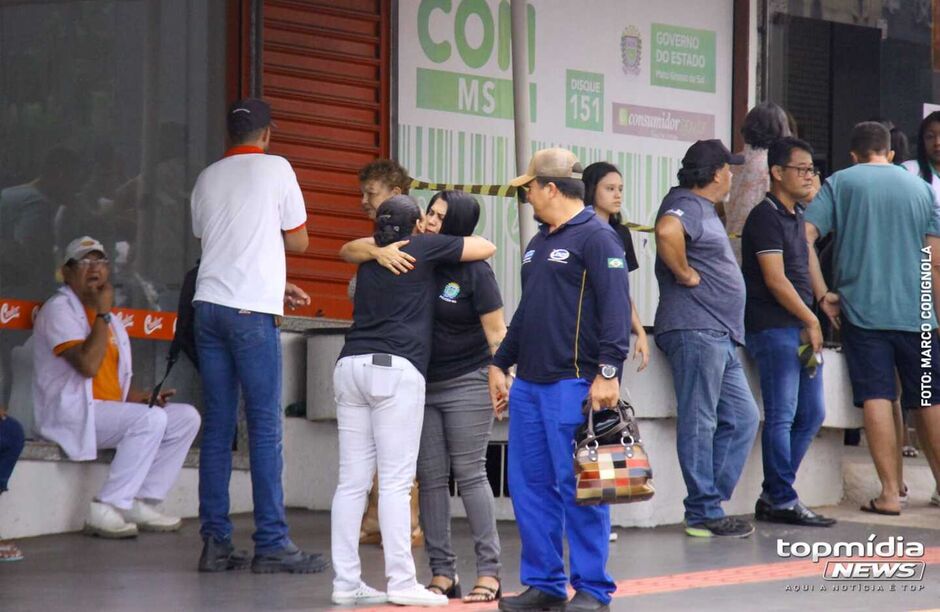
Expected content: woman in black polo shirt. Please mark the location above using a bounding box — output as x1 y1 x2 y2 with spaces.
582 162 649 371
332 195 496 607
418 190 505 603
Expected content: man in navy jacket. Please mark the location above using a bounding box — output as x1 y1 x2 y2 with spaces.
489 148 631 612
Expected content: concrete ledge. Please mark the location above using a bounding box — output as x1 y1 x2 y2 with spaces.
19 440 251 471
621 345 864 429
284 417 848 528
1 460 255 539
1 417 320 539
295 339 861 528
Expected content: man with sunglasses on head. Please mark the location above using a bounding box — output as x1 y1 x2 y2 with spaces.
741 137 836 527
32 236 201 539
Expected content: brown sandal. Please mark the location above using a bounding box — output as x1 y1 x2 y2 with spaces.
462 578 501 603
0 540 24 562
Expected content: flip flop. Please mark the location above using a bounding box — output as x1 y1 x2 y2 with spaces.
0 542 23 562
860 498 900 516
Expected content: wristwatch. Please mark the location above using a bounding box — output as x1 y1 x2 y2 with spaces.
96 312 112 324
599 364 618 379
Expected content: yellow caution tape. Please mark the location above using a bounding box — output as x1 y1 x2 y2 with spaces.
409 179 518 198
409 178 741 238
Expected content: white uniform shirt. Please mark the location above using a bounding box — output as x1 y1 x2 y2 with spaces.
190 150 307 316
32 286 133 460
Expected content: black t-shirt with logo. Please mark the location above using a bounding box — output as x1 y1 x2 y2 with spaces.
426 261 503 383
741 193 813 332
340 234 464 375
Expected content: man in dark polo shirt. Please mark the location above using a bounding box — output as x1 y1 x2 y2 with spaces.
489 148 630 612
741 137 835 527
654 139 759 539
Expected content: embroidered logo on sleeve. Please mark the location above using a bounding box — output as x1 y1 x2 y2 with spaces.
607 257 625 269
665 208 685 217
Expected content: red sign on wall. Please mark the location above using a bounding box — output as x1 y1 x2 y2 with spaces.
0 298 176 341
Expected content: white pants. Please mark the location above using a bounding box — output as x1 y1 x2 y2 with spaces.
331 354 425 592
95 401 201 510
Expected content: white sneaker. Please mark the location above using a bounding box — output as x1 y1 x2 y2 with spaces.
931 491 940 507
332 582 388 605
387 585 449 607
122 500 182 532
84 501 138 539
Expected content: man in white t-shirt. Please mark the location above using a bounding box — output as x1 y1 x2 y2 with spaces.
190 98 326 574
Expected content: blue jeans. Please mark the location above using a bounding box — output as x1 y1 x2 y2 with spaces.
0 416 25 492
656 330 759 524
507 378 615 604
746 327 825 507
195 302 289 554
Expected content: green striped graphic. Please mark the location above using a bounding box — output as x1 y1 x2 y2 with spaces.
398 124 681 324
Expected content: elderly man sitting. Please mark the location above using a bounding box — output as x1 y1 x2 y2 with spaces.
32 236 201 538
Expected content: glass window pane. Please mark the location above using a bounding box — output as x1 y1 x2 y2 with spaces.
0 0 227 430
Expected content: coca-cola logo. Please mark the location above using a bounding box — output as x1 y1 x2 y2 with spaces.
0 303 21 325
116 312 134 329
144 314 164 336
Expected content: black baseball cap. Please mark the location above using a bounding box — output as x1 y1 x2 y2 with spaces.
681 139 745 170
374 195 422 245
227 98 273 136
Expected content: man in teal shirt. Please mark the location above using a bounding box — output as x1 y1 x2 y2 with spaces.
805 121 940 515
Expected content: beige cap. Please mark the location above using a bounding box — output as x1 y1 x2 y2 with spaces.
509 147 583 187
63 236 106 264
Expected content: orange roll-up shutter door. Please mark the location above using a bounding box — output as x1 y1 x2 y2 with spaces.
263 0 390 319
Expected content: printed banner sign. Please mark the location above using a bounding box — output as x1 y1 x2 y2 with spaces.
0 298 176 341
398 1 733 322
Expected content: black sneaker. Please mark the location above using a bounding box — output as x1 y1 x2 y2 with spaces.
251 543 330 574
685 516 755 538
198 537 250 572
498 587 567 611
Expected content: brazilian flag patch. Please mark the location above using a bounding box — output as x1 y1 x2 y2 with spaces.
607 257 625 269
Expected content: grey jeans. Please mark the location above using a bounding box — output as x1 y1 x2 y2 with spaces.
416 366 501 578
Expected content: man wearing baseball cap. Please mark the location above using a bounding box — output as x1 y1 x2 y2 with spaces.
653 139 760 538
190 98 326 574
32 236 201 538
489 148 631 612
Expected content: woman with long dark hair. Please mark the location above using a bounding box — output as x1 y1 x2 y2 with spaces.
582 162 649 371
419 190 505 603
331 196 496 607
903 111 940 201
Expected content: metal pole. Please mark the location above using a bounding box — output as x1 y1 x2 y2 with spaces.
249 0 263 97
510 0 538 253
